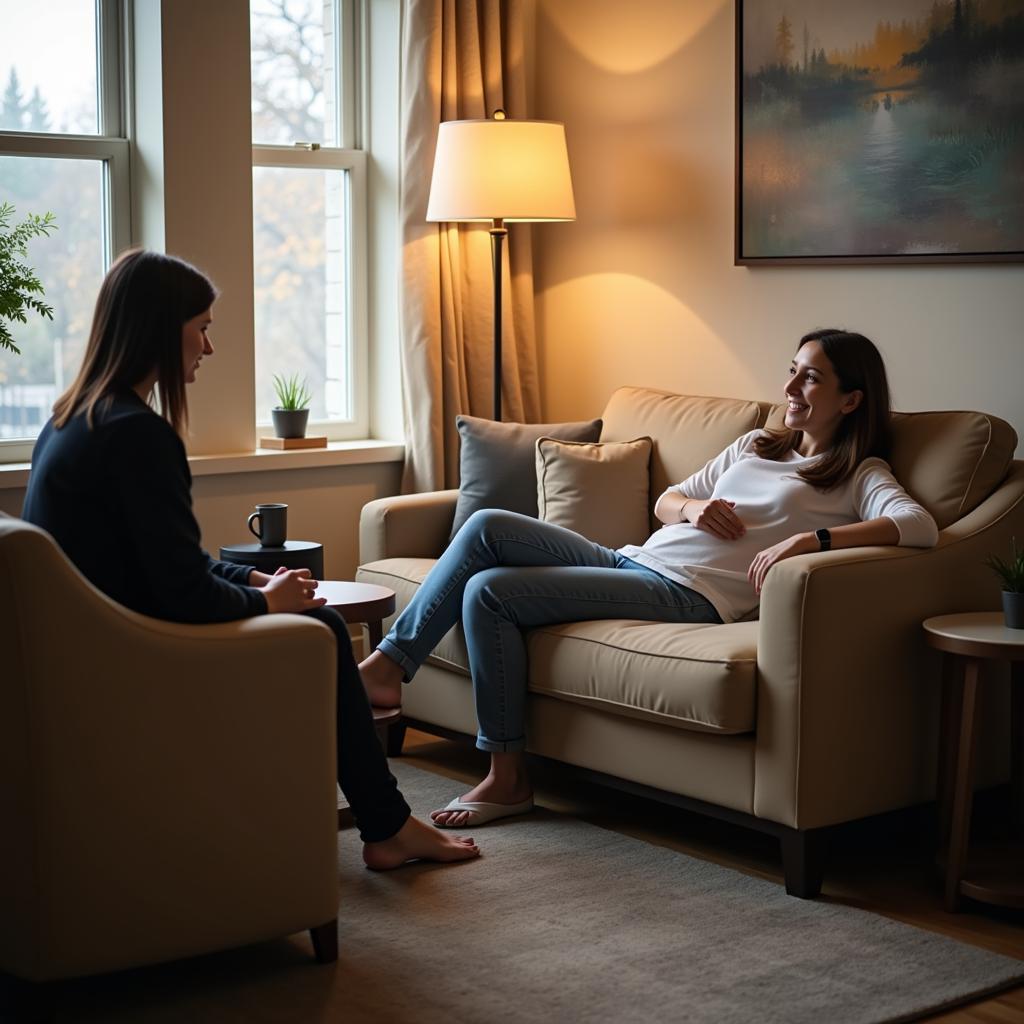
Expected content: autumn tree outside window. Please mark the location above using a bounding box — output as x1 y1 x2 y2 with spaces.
250 0 369 440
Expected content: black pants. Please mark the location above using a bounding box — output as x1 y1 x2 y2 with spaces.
306 607 411 843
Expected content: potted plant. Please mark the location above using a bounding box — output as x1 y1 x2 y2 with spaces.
0 201 57 354
271 373 312 439
986 538 1024 629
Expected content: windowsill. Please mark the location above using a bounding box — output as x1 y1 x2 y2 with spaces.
0 438 405 489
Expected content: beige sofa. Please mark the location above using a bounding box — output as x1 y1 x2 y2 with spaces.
357 386 1024 896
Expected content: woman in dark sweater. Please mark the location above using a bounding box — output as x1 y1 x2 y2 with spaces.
23 249 478 870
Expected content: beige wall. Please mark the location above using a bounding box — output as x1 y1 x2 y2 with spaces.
0 460 402 583
533 0 1024 451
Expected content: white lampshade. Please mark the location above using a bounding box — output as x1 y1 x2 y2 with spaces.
426 118 576 223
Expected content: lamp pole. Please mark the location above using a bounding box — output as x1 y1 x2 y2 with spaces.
489 217 507 421
426 113 575 423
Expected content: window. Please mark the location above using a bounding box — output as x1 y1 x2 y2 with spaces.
250 0 368 439
0 0 129 456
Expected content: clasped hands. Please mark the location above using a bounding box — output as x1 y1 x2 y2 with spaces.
682 498 818 595
249 565 327 613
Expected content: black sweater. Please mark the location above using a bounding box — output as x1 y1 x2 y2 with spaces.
23 391 267 624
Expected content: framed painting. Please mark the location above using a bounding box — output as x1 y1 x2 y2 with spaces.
735 0 1024 264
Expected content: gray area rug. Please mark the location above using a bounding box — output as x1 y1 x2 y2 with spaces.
335 762 1024 1024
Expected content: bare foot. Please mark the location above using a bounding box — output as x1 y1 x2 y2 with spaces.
430 775 534 828
358 649 403 709
362 815 480 870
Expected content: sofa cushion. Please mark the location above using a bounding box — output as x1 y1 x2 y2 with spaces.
599 388 770 527
527 620 757 734
357 557 757 734
450 415 603 540
765 405 1017 530
536 436 652 548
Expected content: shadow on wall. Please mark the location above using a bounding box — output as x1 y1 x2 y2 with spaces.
532 0 767 412
535 0 730 287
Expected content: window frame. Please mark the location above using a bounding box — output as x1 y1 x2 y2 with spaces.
0 0 130 463
250 145 369 440
250 0 369 441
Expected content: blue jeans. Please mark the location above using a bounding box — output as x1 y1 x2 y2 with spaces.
378 509 721 753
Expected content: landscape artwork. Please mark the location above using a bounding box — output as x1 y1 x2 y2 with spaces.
737 0 1024 263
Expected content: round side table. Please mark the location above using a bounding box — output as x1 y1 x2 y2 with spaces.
317 580 396 652
219 540 324 580
923 612 1024 912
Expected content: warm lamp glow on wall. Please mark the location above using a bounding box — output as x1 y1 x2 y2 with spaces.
426 110 576 420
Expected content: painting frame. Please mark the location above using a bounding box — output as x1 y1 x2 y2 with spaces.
734 0 1024 265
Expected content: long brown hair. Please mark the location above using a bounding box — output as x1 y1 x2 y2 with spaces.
53 249 217 435
753 329 892 491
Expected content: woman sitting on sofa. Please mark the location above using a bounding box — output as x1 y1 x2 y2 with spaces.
23 249 479 870
360 329 938 828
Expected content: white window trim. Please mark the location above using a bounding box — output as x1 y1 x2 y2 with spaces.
250 0 369 442
0 0 130 464
251 145 369 440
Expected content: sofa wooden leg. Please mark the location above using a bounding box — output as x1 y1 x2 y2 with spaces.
780 828 827 899
386 722 407 757
309 919 338 964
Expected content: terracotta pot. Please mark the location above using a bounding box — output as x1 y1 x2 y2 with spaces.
271 408 309 439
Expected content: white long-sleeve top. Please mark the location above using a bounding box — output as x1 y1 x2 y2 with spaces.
617 430 938 623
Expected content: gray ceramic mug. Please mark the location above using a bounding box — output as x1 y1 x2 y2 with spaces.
247 503 288 548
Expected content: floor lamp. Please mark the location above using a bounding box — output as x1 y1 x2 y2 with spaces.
426 111 576 421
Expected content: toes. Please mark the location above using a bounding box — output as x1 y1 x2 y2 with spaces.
432 809 471 828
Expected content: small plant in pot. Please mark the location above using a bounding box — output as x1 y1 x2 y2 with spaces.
271 373 311 439
986 538 1024 629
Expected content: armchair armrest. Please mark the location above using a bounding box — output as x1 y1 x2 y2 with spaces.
359 489 459 562
754 464 1024 830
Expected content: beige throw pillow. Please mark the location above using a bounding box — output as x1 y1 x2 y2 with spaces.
535 436 653 549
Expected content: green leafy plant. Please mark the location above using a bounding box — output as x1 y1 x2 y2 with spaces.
0 201 57 354
986 537 1024 594
272 373 311 411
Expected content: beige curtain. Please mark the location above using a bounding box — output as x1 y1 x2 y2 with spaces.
399 0 541 493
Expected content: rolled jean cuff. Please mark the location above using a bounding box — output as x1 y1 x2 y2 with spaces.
475 734 527 754
377 637 418 683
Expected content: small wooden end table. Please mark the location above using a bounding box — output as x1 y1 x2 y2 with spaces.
318 581 401 829
923 612 1024 912
316 580 396 654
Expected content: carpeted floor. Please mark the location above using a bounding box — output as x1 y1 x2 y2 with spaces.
20 761 1024 1024
330 763 1024 1024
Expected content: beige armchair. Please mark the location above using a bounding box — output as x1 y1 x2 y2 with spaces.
0 515 340 983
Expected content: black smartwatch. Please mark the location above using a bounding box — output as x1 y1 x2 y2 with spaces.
815 528 832 551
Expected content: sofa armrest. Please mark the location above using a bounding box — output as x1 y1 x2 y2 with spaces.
359 489 459 562
754 463 1024 830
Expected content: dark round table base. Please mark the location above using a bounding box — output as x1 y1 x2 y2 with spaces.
219 540 324 579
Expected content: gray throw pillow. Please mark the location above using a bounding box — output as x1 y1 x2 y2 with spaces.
450 415 603 539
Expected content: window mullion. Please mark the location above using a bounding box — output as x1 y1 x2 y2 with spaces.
337 0 360 149
96 0 124 137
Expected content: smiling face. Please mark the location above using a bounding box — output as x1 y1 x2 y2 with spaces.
783 340 863 454
181 306 214 384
